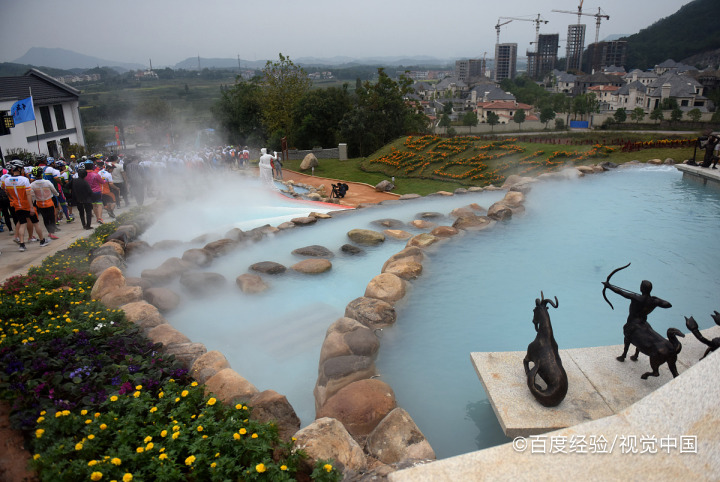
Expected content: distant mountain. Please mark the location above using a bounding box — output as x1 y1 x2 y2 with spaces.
0 62 73 78
174 57 268 70
622 0 720 70
13 47 145 72
173 55 454 70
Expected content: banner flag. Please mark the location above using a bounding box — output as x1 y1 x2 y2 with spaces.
10 96 35 124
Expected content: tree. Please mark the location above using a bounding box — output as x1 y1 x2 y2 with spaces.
670 106 683 124
461 111 478 133
613 108 627 124
213 80 265 146
442 102 453 115
571 93 599 120
711 110 720 123
650 107 665 124
687 108 702 125
539 107 556 129
291 85 352 149
630 107 646 124
660 97 679 110
513 109 526 130
486 112 500 132
259 53 312 144
438 114 452 128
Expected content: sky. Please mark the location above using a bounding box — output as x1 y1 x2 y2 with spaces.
0 0 693 67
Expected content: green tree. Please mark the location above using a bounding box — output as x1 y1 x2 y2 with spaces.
259 53 312 144
513 109 526 130
486 111 500 132
291 85 352 149
687 108 702 125
670 106 683 124
711 109 720 123
438 114 452 128
539 107 556 129
650 107 665 124
442 102 453 115
630 107 646 124
554 118 566 130
613 108 627 124
461 111 478 133
660 97 679 110
571 93 599 120
213 80 265 146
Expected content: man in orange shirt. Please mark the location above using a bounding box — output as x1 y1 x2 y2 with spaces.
2 161 49 251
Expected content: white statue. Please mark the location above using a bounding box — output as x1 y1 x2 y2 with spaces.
258 148 277 188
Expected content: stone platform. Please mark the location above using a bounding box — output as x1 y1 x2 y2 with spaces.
675 163 720 188
471 325 720 438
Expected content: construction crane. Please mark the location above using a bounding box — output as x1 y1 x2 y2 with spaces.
552 6 610 44
499 14 549 51
495 19 513 45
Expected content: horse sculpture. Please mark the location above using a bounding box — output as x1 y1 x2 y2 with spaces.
685 311 720 360
523 292 568 407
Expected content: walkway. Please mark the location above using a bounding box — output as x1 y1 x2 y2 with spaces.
280 169 399 207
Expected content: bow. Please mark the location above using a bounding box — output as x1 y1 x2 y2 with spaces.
602 262 631 310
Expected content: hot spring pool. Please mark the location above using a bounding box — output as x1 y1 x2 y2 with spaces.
127 167 720 460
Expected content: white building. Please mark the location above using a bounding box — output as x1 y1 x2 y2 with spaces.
0 68 85 161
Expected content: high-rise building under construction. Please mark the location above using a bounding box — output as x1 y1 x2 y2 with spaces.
494 43 517 82
566 24 586 71
527 33 559 80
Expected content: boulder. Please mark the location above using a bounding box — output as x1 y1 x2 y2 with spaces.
375 180 395 192
153 240 184 250
383 229 412 240
291 258 332 274
91 266 126 300
310 212 332 219
300 153 319 170
236 273 270 294
382 259 423 281
449 203 484 218
204 368 259 405
347 229 385 245
141 257 194 285
190 350 231 384
502 190 525 208
487 202 513 221
292 418 367 474
181 248 213 267
144 287 181 312
125 240 152 258
317 379 397 438
664 158 675 165
100 286 144 309
416 211 444 219
365 273 407 304
409 219 437 230
599 161 618 170
120 301 167 331
250 261 287 275
89 255 123 276
315 355 377 411
345 297 397 329
647 158 663 165
291 245 334 258
163 342 207 371
146 323 192 346
431 191 453 196
381 247 424 272
366 408 436 464
292 216 318 226
577 165 596 174
249 390 301 441
125 277 152 291
502 174 534 188
318 318 380 366
405 233 440 249
224 227 246 241
398 193 421 200
277 221 296 230
371 218 405 229
203 238 238 257
94 242 125 258
452 214 495 231
430 226 459 238
341 244 365 255
179 271 227 295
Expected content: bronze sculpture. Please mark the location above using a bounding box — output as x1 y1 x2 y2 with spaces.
602 263 684 379
523 292 568 407
685 312 720 360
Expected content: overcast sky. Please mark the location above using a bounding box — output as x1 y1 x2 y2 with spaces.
0 0 692 67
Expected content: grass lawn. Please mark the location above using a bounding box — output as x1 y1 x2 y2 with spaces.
284 135 696 196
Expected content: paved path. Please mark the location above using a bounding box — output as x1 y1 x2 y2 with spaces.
280 169 399 207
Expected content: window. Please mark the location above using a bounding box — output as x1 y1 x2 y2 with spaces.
681 100 689 107
0 111 10 136
40 106 53 133
47 140 58 158
54 104 67 130
60 137 71 156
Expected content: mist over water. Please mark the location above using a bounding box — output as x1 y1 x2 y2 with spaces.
125 166 720 459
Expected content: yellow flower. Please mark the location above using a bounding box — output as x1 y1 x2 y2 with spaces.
75 443 83 451
211 462 217 469
136 447 144 454
251 433 258 439
233 433 240 440
159 453 168 460
146 443 154 451
256 463 266 473
88 434 95 440
185 455 196 466
133 391 140 398
36 416 44 423
172 432 180 440
85 419 93 424
95 412 101 418
149 407 157 413
62 410 70 416
172 425 180 432
197 426 203 432
281 465 287 471
160 430 167 437
158 392 164 398
33 454 41 460
174 398 180 403
100 424 107 430
144 436 152 443
81 410 88 415
239 428 247 435
207 397 216 406
191 382 198 387
181 390 189 397
111 458 121 466
123 474 133 482
88 460 98 466
35 429 44 438
135 385 142 390
90 472 103 481
110 396 118 402
235 404 242 410
324 464 333 472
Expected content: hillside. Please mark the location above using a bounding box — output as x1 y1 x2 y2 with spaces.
623 0 720 70
13 47 145 72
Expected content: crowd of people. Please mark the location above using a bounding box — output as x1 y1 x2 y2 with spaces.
0 146 288 255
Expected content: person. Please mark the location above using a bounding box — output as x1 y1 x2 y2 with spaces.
85 160 104 224
273 154 283 180
112 156 129 206
53 160 74 223
99 162 119 218
30 166 60 239
0 166 13 234
242 146 250 169
71 166 94 229
2 160 49 251
123 156 146 205
701 132 719 168
258 148 277 188
713 138 719 169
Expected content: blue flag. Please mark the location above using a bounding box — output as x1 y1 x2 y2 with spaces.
11 96 35 125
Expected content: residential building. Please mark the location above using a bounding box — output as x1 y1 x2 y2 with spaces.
527 34 559 80
573 72 624 96
476 100 537 124
0 68 85 161
584 40 628 73
623 69 658 86
588 84 620 111
643 71 708 111
547 69 578 94
455 59 486 84
494 43 517 82
653 59 694 76
565 24 586 71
